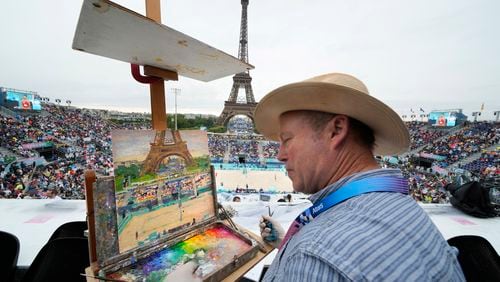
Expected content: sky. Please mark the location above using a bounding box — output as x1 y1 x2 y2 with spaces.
1 0 499 121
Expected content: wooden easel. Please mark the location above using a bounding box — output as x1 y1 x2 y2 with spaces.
78 0 270 280
84 0 176 266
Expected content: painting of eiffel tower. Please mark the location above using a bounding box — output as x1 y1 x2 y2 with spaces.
142 130 194 175
217 0 258 127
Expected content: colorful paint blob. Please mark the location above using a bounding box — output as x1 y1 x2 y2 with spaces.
108 225 253 282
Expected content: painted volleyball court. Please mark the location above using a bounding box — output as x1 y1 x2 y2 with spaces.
119 192 215 251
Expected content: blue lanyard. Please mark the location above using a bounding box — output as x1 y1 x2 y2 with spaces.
278 175 409 250
297 175 409 225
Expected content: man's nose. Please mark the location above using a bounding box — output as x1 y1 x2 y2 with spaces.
277 145 286 162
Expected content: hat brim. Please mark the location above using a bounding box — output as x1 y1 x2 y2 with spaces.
254 82 410 156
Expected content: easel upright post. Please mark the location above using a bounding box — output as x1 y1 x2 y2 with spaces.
150 82 167 130
146 0 167 131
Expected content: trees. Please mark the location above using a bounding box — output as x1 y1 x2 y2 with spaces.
166 114 220 131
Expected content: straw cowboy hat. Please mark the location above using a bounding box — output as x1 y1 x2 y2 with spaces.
254 73 410 156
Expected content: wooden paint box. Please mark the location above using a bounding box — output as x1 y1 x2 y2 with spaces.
84 130 267 282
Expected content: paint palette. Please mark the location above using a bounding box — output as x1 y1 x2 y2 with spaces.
106 223 257 281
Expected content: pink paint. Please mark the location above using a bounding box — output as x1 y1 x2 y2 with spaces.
25 215 54 223
451 217 476 225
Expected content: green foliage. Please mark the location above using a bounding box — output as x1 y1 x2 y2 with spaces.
109 113 220 131
114 163 155 191
186 155 211 173
207 125 226 133
135 173 156 182
115 175 124 192
115 163 141 178
167 114 217 130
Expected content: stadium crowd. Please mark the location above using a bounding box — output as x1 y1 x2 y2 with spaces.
420 121 499 167
208 133 268 164
226 116 254 134
0 105 118 199
406 121 448 150
0 115 46 158
1 104 499 203
459 150 499 177
383 156 452 203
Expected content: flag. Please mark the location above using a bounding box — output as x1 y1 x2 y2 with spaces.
481 103 484 111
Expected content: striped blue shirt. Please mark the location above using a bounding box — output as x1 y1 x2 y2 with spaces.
263 168 465 281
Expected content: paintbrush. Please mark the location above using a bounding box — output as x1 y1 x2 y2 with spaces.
217 203 239 230
267 205 274 217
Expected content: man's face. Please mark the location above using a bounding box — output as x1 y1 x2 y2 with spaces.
277 112 333 194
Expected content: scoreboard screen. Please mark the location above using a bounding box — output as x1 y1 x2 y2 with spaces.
2 88 41 111
429 111 457 127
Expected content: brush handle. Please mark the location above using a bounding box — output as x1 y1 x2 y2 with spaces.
264 220 278 242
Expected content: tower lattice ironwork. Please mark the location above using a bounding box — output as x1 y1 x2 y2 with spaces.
217 0 257 127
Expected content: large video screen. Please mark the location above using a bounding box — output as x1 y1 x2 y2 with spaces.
4 90 41 110
429 111 456 127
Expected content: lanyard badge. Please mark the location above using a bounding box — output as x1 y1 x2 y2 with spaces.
279 176 408 249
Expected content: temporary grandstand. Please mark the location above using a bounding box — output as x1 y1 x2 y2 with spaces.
1 103 498 200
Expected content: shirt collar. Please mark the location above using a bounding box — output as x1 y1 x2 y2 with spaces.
308 168 404 204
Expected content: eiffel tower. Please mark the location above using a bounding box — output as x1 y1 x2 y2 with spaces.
142 130 194 175
217 0 257 127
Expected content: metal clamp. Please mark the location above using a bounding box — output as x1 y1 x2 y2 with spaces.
130 64 162 84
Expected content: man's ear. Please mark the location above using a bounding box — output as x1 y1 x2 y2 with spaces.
326 115 350 148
